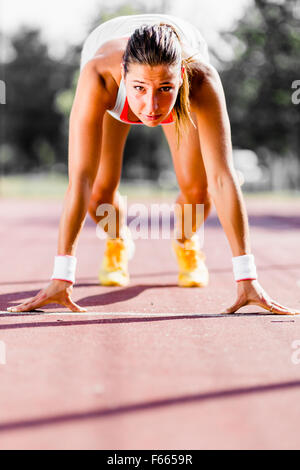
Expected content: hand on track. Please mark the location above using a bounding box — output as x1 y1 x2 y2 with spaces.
224 280 300 315
7 280 87 313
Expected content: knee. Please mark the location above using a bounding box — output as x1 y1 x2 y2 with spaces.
88 186 117 215
181 186 212 206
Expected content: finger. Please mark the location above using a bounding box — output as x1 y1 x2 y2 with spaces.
268 306 294 315
7 304 36 313
7 294 48 313
268 299 300 315
245 293 294 315
7 302 35 312
25 295 49 311
268 299 292 310
260 300 295 315
7 291 46 311
270 305 300 315
64 297 87 313
223 299 247 314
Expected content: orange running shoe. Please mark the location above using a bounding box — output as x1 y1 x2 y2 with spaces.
99 226 135 287
172 234 209 287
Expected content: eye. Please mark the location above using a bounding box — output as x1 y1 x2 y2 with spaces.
134 86 144 92
160 87 172 92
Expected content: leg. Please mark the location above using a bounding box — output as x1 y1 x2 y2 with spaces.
88 112 134 286
162 113 211 287
162 112 212 243
88 111 131 238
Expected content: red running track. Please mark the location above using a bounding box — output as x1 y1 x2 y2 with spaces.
0 196 300 449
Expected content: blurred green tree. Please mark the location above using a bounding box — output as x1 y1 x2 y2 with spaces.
1 0 178 180
220 0 300 161
2 28 76 173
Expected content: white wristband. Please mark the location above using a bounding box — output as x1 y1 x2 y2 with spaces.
51 255 77 284
232 254 257 282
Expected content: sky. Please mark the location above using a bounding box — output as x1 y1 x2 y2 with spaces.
1 0 252 59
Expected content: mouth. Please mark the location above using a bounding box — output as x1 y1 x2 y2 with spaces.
144 114 162 121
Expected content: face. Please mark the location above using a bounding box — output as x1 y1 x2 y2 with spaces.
121 63 183 127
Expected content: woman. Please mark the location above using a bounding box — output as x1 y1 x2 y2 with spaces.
7 14 299 315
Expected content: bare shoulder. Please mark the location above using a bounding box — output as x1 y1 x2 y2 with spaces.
79 37 128 109
78 59 119 112
71 60 113 121
86 37 128 82
189 62 224 109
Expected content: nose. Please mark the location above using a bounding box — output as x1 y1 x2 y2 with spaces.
144 91 159 115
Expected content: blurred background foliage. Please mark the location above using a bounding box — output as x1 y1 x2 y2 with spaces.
0 0 300 193
220 0 300 190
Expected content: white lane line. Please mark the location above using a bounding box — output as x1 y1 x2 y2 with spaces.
0 311 297 318
0 311 212 316
0 311 225 317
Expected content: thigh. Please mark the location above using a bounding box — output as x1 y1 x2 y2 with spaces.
92 111 131 196
162 113 208 197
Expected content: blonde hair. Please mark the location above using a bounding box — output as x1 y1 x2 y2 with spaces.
122 22 198 146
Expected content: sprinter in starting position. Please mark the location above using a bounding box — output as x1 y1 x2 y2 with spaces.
8 14 300 315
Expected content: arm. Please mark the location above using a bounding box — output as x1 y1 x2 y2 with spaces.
191 65 250 257
191 65 299 315
8 61 111 313
58 61 110 255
